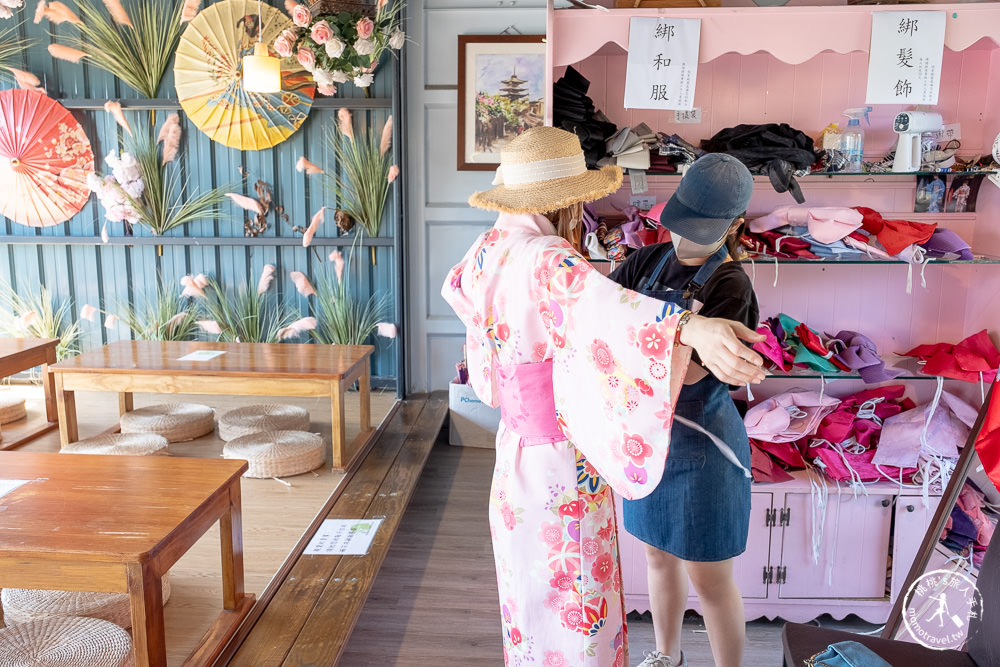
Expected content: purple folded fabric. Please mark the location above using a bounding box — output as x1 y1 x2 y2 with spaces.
827 330 903 384
920 228 973 260
582 202 600 236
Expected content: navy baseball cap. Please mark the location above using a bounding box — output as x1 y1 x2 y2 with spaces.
658 153 754 244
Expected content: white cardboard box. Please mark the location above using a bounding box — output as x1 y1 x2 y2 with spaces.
448 381 500 449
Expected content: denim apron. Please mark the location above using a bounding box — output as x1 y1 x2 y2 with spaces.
621 245 752 561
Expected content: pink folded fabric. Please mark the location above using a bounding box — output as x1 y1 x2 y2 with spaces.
749 205 863 244
873 391 978 468
744 390 840 443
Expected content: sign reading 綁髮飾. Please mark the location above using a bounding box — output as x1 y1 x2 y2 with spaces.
624 17 700 110
866 11 945 105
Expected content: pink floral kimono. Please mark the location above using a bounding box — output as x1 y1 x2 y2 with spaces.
442 213 689 666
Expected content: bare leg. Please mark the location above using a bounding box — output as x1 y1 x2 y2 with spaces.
644 544 688 661
685 558 745 667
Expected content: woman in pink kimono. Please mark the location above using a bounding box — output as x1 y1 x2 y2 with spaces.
442 127 764 667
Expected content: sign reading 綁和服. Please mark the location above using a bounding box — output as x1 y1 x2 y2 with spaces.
866 11 945 105
624 17 700 111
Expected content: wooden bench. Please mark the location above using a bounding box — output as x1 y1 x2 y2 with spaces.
216 392 448 666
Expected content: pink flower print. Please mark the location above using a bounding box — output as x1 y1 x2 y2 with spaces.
532 342 547 362
552 332 566 349
500 501 516 530
544 650 569 667
558 500 584 519
549 569 575 592
635 378 654 396
310 19 333 44
544 589 565 613
496 321 510 342
290 2 311 27
582 598 609 635
615 646 626 667
559 603 585 632
621 432 653 465
566 519 580 542
509 627 522 645
591 553 615 583
581 537 600 558
598 518 614 542
638 323 670 360
649 360 668 379
607 375 620 389
624 462 648 485
534 262 555 285
539 522 563 546
501 603 513 623
356 16 375 38
591 339 615 374
655 402 675 430
538 299 563 329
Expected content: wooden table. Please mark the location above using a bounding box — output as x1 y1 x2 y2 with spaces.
0 337 59 450
51 340 376 470
0 451 253 667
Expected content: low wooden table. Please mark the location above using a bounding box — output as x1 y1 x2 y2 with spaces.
0 337 59 450
0 451 252 667
51 340 376 470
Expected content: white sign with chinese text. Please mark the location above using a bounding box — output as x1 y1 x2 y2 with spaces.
625 18 701 111
304 518 384 556
866 11 945 105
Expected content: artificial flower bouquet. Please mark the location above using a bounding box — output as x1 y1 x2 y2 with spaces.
274 0 404 95
87 151 144 226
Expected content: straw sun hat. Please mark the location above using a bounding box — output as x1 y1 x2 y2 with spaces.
468 126 622 214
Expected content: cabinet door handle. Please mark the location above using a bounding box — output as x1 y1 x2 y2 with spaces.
881 498 891 507
779 508 791 527
776 566 787 585
907 504 915 512
762 566 769 584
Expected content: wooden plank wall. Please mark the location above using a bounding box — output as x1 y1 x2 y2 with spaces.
0 5 399 385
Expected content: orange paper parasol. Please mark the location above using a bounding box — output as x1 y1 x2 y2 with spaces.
173 0 315 151
0 89 94 227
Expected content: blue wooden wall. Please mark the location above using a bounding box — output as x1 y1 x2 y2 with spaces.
0 4 401 387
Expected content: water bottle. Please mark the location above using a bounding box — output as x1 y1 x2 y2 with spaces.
840 108 869 173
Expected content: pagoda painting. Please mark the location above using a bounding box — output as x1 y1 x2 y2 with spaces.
472 51 545 156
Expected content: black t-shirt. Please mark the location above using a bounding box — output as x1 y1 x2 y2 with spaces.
608 243 759 369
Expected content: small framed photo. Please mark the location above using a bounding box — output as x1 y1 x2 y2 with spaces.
944 174 983 213
914 173 947 213
457 34 547 171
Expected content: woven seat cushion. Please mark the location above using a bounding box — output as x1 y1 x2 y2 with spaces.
61 433 170 456
119 403 214 443
0 616 133 667
218 404 310 441
0 393 26 425
223 430 326 478
1 574 172 629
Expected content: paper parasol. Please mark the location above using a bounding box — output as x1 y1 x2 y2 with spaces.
0 89 94 227
174 0 315 151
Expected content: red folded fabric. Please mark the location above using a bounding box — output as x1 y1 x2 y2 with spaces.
974 376 1000 495
853 206 937 256
902 329 1000 382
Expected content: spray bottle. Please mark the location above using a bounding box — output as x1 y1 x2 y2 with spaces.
841 107 872 173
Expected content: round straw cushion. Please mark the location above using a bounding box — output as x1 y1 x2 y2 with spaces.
119 403 214 443
0 393 26 424
223 430 325 478
61 433 170 456
1 574 172 629
0 616 133 667
218 404 310 441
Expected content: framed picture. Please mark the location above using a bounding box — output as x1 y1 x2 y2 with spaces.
457 35 547 171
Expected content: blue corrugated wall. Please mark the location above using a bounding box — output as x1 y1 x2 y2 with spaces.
0 6 400 387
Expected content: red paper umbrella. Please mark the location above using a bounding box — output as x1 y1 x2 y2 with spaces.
0 89 94 227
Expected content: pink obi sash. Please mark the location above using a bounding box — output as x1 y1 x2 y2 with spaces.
496 361 565 446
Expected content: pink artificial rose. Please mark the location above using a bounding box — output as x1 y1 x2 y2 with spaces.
273 33 294 58
296 46 316 71
356 16 374 39
310 19 333 44
317 83 337 96
290 2 311 27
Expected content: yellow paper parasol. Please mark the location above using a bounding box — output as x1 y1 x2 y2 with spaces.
0 89 94 227
174 0 315 151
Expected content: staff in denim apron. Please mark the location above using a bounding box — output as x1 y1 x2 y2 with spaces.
609 154 758 667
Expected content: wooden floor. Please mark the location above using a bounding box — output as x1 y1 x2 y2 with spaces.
344 430 881 667
0 381 397 666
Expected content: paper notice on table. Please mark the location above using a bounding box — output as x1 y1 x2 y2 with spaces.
866 11 945 105
624 17 700 111
0 479 30 500
177 350 227 361
304 518 383 555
